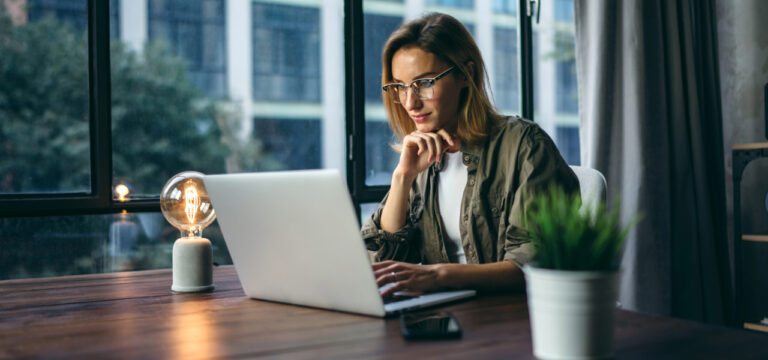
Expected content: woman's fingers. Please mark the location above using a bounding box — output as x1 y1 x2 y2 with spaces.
372 260 396 271
373 262 407 279
410 131 448 163
380 280 409 297
436 129 455 147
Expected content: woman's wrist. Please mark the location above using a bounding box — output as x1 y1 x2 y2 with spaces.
392 167 417 186
431 263 454 289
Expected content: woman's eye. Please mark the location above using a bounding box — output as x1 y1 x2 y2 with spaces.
417 80 434 88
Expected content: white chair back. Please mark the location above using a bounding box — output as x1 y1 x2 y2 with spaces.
569 165 607 216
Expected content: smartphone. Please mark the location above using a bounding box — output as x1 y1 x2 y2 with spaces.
400 311 462 340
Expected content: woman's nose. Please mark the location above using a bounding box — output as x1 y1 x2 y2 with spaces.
402 88 422 110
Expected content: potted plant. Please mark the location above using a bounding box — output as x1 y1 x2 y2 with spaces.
524 185 640 360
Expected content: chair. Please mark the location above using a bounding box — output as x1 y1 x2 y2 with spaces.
569 165 607 216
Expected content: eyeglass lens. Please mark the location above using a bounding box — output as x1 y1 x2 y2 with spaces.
389 79 434 104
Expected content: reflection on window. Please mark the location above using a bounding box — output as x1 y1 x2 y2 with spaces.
148 0 227 98
0 213 232 280
493 27 519 112
252 3 320 102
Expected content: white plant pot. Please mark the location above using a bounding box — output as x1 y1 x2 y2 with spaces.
524 265 619 360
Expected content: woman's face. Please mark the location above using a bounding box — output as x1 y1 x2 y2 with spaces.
390 46 466 134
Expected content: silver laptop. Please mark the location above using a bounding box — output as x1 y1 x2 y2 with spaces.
204 169 475 317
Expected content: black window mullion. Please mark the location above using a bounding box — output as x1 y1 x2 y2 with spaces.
345 0 365 218
519 0 534 120
90 0 113 211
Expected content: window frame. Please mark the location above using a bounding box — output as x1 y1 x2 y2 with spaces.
0 0 539 219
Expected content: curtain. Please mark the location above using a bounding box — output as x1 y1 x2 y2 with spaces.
573 0 730 323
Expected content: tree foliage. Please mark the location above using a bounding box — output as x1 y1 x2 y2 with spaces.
0 7 270 195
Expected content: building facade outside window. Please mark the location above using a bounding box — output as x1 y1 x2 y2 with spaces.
148 0 227 98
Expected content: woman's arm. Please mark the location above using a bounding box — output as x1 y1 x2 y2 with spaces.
373 260 524 297
380 129 455 232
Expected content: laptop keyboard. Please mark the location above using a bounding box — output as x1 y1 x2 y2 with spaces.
382 294 418 304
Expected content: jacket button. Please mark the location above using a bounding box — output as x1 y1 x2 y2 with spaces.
463 156 471 164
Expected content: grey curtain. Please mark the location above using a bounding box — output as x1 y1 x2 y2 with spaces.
574 0 730 323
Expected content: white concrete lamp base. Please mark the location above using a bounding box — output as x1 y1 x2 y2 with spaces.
171 236 214 293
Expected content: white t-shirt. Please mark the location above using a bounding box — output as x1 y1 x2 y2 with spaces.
437 151 468 264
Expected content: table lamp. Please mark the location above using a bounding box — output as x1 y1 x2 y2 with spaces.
160 171 216 293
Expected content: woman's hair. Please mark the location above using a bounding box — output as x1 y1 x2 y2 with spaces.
381 13 505 146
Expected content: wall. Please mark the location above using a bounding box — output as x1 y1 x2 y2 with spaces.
717 0 768 322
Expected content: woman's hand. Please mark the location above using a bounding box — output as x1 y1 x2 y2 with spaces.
372 260 445 297
394 129 456 181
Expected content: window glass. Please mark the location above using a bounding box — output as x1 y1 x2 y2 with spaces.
252 3 320 103
111 0 342 199
533 0 580 165
0 0 97 194
0 213 232 280
426 0 473 8
492 0 517 14
360 202 380 225
148 0 227 98
363 1 521 186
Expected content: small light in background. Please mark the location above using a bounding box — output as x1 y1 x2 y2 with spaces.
115 184 130 202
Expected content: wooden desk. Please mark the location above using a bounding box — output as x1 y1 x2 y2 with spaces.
1 266 767 359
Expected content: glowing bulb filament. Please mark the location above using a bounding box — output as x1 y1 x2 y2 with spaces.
185 185 199 225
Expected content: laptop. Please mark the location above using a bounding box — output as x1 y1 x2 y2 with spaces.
203 169 476 317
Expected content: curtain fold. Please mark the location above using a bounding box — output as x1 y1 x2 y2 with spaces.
574 0 730 323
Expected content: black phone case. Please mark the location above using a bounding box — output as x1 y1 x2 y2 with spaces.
399 312 463 340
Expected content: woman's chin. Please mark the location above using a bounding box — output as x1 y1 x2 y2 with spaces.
415 123 437 133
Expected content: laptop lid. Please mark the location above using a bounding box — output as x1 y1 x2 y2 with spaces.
204 170 387 317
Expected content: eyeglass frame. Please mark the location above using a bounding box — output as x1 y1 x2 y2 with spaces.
381 66 457 104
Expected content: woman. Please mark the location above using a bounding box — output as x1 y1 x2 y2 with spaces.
362 13 579 297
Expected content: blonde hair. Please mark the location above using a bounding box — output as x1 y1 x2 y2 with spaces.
382 13 505 147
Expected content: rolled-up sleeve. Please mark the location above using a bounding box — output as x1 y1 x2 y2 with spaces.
361 192 422 263
502 126 579 267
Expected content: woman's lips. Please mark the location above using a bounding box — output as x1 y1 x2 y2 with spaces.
411 113 430 123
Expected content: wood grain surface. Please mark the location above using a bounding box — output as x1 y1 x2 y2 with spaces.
1 266 766 359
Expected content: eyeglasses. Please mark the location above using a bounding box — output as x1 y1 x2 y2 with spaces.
382 66 456 104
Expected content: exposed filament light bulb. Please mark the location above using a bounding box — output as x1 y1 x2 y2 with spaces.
185 185 199 225
160 171 216 293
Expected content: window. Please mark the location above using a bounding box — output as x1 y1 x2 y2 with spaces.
148 0 227 98
28 0 120 36
363 12 402 186
493 0 517 14
0 0 91 194
533 0 580 165
252 3 320 102
1 0 581 279
493 27 520 113
427 0 474 8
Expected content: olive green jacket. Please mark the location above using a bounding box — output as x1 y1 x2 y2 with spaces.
361 116 579 267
